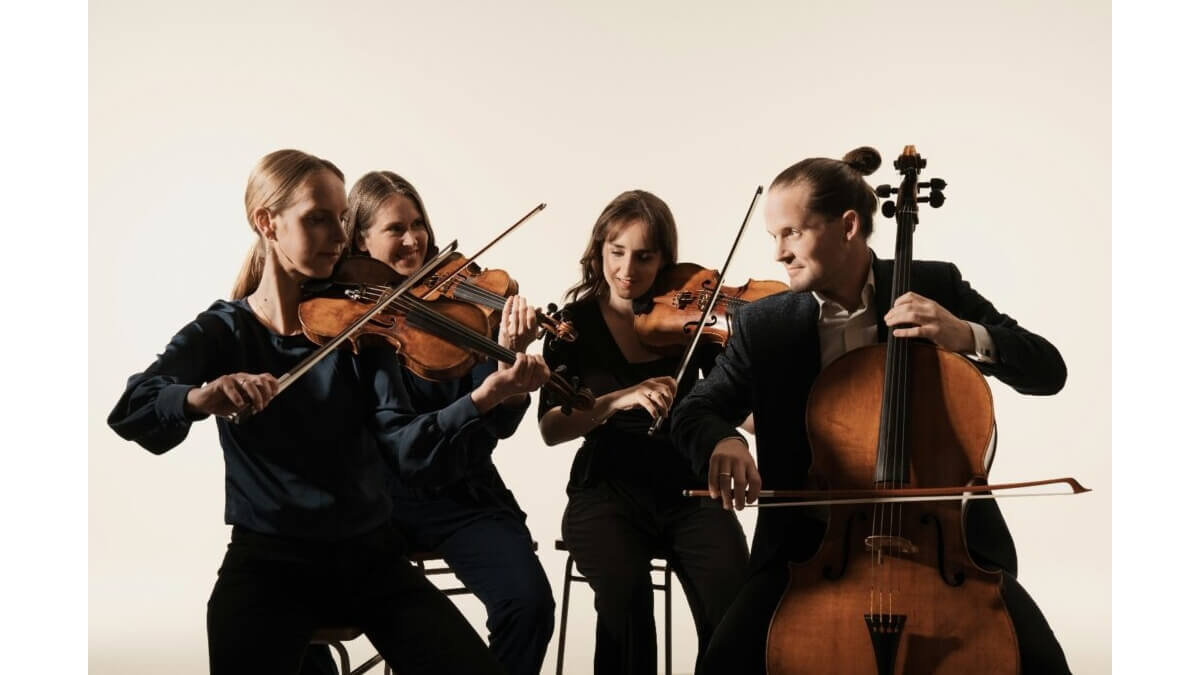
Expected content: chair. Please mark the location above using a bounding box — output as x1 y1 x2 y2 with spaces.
553 539 674 675
309 626 390 675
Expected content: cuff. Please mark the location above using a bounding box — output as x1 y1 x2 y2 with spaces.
436 393 483 434
156 383 208 425
966 321 998 364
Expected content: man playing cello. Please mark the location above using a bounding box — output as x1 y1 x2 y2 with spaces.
671 146 1072 674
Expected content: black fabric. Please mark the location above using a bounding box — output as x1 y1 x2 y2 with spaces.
538 297 720 493
538 296 748 674
392 463 555 675
207 524 502 675
563 481 749 675
108 299 494 540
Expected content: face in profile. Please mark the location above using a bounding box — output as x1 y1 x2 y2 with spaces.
602 218 663 301
358 193 430 276
265 168 348 279
765 182 854 294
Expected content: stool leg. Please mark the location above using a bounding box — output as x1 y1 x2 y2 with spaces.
555 554 574 675
664 562 672 675
328 640 352 675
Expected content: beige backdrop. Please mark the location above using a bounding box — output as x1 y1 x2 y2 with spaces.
90 1 1111 673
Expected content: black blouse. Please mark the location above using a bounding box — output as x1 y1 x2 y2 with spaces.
537 297 718 495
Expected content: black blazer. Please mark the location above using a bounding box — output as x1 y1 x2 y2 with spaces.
670 256 1067 574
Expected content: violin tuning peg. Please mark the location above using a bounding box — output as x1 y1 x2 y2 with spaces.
881 201 897 218
929 191 946 208
875 184 897 198
547 302 559 314
930 178 946 190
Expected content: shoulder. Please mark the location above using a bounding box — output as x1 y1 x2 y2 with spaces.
190 299 250 336
738 290 816 326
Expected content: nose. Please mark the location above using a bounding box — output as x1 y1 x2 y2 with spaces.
331 221 348 247
774 236 790 264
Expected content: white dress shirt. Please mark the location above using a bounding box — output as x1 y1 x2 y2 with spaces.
811 265 997 370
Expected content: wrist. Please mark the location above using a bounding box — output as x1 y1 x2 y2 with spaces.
470 381 505 413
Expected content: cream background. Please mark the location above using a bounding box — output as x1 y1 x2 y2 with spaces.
89 1 1111 673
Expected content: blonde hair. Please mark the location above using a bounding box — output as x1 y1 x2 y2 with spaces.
344 170 437 259
230 149 345 299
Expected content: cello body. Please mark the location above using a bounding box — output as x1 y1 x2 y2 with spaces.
766 344 1019 674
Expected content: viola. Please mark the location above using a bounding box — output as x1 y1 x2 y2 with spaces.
632 262 788 353
297 254 595 413
404 251 577 343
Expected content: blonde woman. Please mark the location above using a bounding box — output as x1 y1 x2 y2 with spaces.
108 150 507 674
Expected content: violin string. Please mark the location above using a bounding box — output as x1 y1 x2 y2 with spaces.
358 287 516 362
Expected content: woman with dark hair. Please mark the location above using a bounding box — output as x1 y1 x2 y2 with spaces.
108 150 514 674
303 170 557 675
538 189 750 675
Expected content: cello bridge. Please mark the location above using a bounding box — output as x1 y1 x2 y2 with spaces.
864 535 918 557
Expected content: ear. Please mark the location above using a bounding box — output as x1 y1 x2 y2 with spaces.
252 207 276 241
840 209 861 242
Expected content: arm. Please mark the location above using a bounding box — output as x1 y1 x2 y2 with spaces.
469 359 532 440
670 307 760 510
886 264 1067 396
107 310 236 454
947 264 1067 395
538 379 676 446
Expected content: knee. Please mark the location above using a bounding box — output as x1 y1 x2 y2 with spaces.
490 573 556 635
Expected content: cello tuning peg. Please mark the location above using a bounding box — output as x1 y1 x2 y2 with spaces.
881 201 897 218
875 184 897 198
929 191 946 208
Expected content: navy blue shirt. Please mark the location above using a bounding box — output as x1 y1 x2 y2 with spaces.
108 298 495 541
391 359 529 493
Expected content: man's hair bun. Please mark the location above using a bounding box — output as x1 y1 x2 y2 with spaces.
842 147 882 176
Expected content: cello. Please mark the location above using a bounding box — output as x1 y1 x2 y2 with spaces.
764 146 1021 674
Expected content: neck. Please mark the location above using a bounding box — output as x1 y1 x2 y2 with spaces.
822 245 872 311
248 252 304 335
603 291 635 318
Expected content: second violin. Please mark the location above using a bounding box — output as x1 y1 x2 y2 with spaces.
632 262 788 353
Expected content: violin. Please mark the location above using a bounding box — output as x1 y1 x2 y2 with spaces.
406 251 577 343
632 262 788 353
297 254 595 412
764 146 1021 674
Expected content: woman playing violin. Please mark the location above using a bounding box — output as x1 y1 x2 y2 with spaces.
302 170 557 675
671 147 1072 674
538 189 750 675
107 150 506 674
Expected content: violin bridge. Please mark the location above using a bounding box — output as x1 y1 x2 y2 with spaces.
864 535 918 558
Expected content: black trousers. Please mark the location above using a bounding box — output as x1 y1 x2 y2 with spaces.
207 524 503 675
697 560 1071 675
303 467 555 675
563 480 750 675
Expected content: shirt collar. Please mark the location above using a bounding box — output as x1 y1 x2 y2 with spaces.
812 254 876 320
